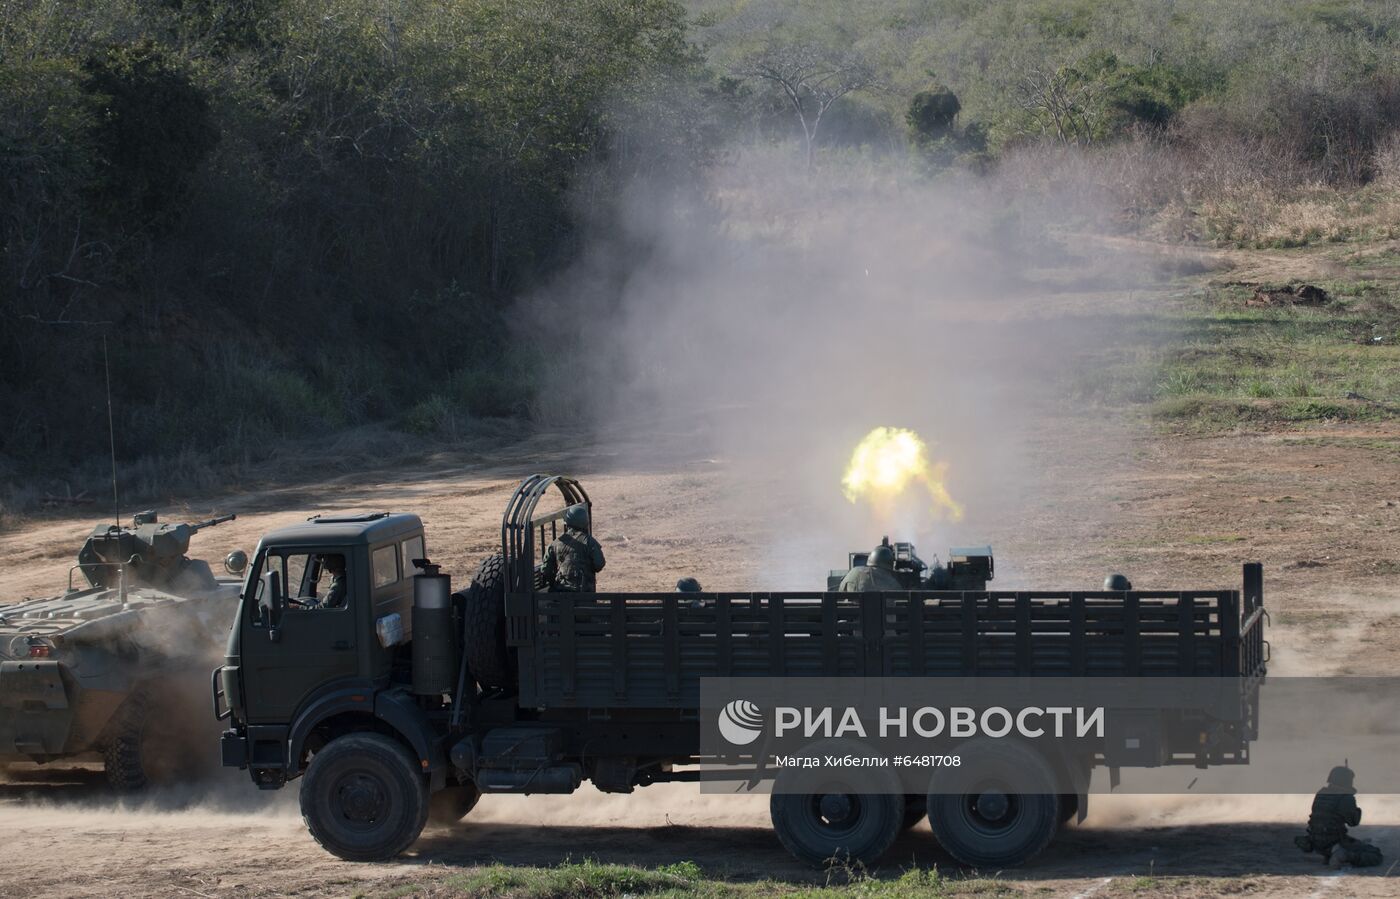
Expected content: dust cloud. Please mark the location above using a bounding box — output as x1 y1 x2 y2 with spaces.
526 142 1165 586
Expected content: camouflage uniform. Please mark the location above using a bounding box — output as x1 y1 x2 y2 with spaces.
1305 787 1362 855
320 555 348 609
837 565 903 592
324 573 347 608
541 528 606 592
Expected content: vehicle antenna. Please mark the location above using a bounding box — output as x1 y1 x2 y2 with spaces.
103 334 119 528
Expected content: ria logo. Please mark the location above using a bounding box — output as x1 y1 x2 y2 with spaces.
718 699 764 745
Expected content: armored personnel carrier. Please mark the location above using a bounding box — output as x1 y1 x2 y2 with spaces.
0 511 244 789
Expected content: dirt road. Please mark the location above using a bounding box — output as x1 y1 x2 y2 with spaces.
3 239 1400 895
2 412 1399 896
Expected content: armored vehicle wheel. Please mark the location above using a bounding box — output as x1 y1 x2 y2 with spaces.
464 553 515 689
300 733 429 861
428 781 480 825
102 692 150 792
901 794 928 831
926 741 1060 869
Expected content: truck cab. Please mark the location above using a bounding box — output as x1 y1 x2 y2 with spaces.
217 512 431 787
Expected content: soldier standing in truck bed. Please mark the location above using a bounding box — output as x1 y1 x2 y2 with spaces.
540 504 605 592
838 542 903 591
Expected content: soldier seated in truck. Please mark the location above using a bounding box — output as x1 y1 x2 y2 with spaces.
320 554 348 608
282 553 348 610
838 541 902 591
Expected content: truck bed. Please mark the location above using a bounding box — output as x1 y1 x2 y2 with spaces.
507 574 1267 709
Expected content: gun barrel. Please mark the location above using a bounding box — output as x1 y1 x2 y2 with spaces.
190 513 237 532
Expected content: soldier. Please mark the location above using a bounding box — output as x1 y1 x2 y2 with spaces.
322 554 348 608
1295 764 1383 867
838 542 903 592
540 504 606 592
676 576 703 608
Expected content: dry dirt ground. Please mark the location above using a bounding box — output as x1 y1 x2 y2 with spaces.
2 258 1399 896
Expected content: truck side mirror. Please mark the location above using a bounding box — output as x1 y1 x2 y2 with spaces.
258 569 283 636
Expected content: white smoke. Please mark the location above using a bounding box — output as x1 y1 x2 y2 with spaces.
525 141 1161 588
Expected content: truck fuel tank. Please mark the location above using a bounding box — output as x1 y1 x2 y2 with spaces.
411 561 457 695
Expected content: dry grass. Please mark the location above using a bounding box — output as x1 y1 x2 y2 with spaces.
1196 183 1400 248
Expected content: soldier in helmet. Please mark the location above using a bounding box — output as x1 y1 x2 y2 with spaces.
838 541 903 592
1295 764 1383 867
676 576 703 608
321 554 348 609
540 503 606 592
1104 573 1133 591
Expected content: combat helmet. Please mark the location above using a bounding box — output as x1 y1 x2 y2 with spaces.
1328 765 1356 791
1104 573 1133 591
563 503 590 531
868 543 895 570
676 577 702 593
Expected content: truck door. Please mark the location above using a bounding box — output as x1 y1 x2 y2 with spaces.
240 547 361 723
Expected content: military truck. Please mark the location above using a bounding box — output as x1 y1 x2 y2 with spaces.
1 511 243 789
215 475 1268 867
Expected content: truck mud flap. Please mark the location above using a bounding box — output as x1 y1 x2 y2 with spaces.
0 661 74 756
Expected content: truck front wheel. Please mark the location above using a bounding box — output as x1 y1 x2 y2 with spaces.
300 734 429 861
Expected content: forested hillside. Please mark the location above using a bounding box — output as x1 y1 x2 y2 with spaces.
3 0 1399 507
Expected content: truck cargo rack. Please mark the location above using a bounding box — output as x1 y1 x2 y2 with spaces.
507 565 1266 715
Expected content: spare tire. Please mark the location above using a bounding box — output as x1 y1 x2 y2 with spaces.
464 553 515 689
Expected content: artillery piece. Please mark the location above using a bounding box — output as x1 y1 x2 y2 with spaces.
827 536 994 591
76 510 237 592
0 511 245 790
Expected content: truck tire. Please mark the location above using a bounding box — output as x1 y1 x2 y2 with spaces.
300 733 429 861
926 740 1060 869
102 692 150 792
463 553 515 689
428 781 480 825
769 740 904 867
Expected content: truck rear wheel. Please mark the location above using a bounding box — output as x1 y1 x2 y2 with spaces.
771 790 904 867
926 741 1060 869
300 733 428 861
464 553 515 689
769 741 904 867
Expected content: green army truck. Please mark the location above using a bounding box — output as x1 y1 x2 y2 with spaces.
215 474 1268 868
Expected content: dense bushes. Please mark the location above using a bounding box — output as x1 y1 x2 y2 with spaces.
5 0 1400 501
0 0 708 489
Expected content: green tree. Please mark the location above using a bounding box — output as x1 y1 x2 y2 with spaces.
81 41 218 225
